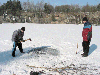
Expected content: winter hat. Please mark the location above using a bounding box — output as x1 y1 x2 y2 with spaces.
21 27 25 31
83 17 88 21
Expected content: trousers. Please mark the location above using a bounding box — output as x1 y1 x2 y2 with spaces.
82 41 90 56
12 42 23 56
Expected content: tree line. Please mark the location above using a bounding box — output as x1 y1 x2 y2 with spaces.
0 0 22 16
0 0 100 16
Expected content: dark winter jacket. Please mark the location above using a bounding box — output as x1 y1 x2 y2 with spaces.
12 29 24 42
82 22 92 41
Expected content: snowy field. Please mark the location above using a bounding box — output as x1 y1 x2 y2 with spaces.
0 23 100 75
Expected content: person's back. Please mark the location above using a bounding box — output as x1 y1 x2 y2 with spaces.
12 30 18 42
12 29 24 42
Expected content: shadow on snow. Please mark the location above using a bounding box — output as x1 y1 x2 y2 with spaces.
88 44 97 56
0 46 60 64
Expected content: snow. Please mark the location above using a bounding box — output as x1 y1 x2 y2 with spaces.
0 23 100 75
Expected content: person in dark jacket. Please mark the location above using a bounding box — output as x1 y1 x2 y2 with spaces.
12 27 25 57
82 17 92 57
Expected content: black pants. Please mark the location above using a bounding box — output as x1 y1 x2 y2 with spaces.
82 41 89 56
12 42 23 56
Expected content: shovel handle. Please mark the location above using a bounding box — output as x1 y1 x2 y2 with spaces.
18 38 32 43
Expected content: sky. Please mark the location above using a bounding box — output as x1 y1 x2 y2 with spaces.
0 0 100 6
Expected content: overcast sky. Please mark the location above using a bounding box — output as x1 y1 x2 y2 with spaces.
0 0 100 6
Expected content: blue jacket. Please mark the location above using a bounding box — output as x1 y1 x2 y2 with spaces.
83 22 91 29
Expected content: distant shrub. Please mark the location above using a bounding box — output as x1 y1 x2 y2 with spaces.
52 14 56 22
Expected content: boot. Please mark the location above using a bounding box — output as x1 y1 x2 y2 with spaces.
81 53 84 56
12 51 15 57
20 49 25 53
82 53 88 57
82 54 88 57
21 52 25 53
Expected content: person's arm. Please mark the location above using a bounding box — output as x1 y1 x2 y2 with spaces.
19 32 25 42
20 38 25 42
87 26 92 41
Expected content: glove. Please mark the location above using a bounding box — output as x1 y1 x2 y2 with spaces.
22 40 25 42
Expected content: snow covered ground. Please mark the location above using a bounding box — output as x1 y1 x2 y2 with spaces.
0 23 100 75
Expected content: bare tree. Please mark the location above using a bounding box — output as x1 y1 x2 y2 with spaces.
22 2 27 11
35 0 44 12
22 0 33 11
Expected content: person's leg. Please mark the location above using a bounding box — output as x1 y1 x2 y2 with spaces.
82 41 85 55
17 43 23 53
12 42 16 57
83 41 89 57
86 41 89 55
